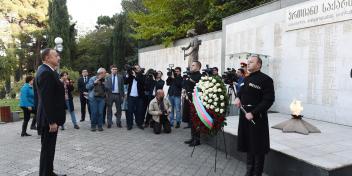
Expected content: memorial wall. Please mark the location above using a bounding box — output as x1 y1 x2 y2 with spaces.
139 0 352 126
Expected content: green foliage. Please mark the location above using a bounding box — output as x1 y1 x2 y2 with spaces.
129 0 273 46
0 98 21 112
48 0 71 67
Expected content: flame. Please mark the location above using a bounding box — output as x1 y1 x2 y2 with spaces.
290 100 303 116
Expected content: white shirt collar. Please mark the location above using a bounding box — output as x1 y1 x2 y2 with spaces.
43 63 55 71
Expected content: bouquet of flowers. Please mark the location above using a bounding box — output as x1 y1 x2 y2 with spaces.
191 75 229 135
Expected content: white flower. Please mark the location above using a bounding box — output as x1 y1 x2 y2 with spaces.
212 94 217 98
220 109 224 113
208 99 213 103
206 105 210 109
214 97 219 101
199 92 202 96
215 108 219 112
210 105 215 109
209 83 214 87
209 93 213 97
221 103 225 107
216 83 221 87
218 88 222 92
209 77 213 80
220 95 224 100
212 79 216 83
204 96 208 101
203 102 208 106
213 102 218 106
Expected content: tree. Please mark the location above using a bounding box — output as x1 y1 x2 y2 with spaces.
48 0 71 66
129 0 273 46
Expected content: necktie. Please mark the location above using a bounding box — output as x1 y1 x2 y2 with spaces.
84 77 87 83
112 75 115 91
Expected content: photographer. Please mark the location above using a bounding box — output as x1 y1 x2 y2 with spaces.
166 67 183 128
144 70 165 127
124 64 146 130
86 68 107 131
148 90 171 134
60 72 79 130
236 68 245 92
183 61 202 147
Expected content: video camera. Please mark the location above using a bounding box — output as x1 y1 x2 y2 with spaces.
222 68 238 84
146 68 157 79
167 64 175 77
183 67 191 79
202 64 214 76
124 64 145 75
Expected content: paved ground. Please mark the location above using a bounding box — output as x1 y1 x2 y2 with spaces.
0 99 247 176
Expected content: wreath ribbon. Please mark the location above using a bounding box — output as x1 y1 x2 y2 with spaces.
192 87 213 129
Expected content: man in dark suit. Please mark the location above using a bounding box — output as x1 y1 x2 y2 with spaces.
35 48 66 176
77 69 91 121
124 64 146 130
105 65 124 128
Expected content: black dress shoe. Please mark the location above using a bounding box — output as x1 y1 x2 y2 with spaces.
107 124 111 128
91 128 96 132
127 126 132 130
52 172 67 176
98 127 104 131
189 140 200 147
21 133 31 137
183 126 191 129
175 122 180 128
184 139 193 144
117 123 122 128
80 119 85 122
74 125 80 129
137 125 144 130
30 126 37 130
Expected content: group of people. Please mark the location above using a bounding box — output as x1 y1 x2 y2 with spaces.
18 47 274 176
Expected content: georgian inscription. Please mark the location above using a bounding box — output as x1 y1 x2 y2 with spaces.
287 0 352 31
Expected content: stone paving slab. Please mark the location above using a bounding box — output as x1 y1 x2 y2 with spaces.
0 98 249 176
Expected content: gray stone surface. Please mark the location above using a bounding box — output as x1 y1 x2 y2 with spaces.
0 98 248 176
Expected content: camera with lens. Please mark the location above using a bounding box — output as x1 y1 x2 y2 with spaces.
183 67 191 79
222 68 238 84
146 68 157 79
202 64 214 76
167 64 175 77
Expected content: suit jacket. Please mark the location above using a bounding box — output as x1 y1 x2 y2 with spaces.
124 73 145 98
35 64 66 128
105 74 124 97
148 97 171 123
78 76 89 95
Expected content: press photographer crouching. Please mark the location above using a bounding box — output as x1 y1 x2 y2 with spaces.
148 90 171 134
124 64 146 130
166 67 183 128
144 69 165 127
183 61 202 147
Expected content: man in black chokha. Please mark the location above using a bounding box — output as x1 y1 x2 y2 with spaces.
234 55 275 176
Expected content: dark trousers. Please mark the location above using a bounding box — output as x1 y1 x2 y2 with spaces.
182 99 190 123
187 96 199 141
127 96 145 127
154 115 171 134
145 95 155 125
80 94 91 121
39 126 58 176
245 154 265 176
21 107 35 134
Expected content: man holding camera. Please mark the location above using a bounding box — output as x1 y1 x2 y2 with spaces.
124 65 146 130
86 68 107 132
183 61 202 147
166 67 183 128
148 89 171 134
